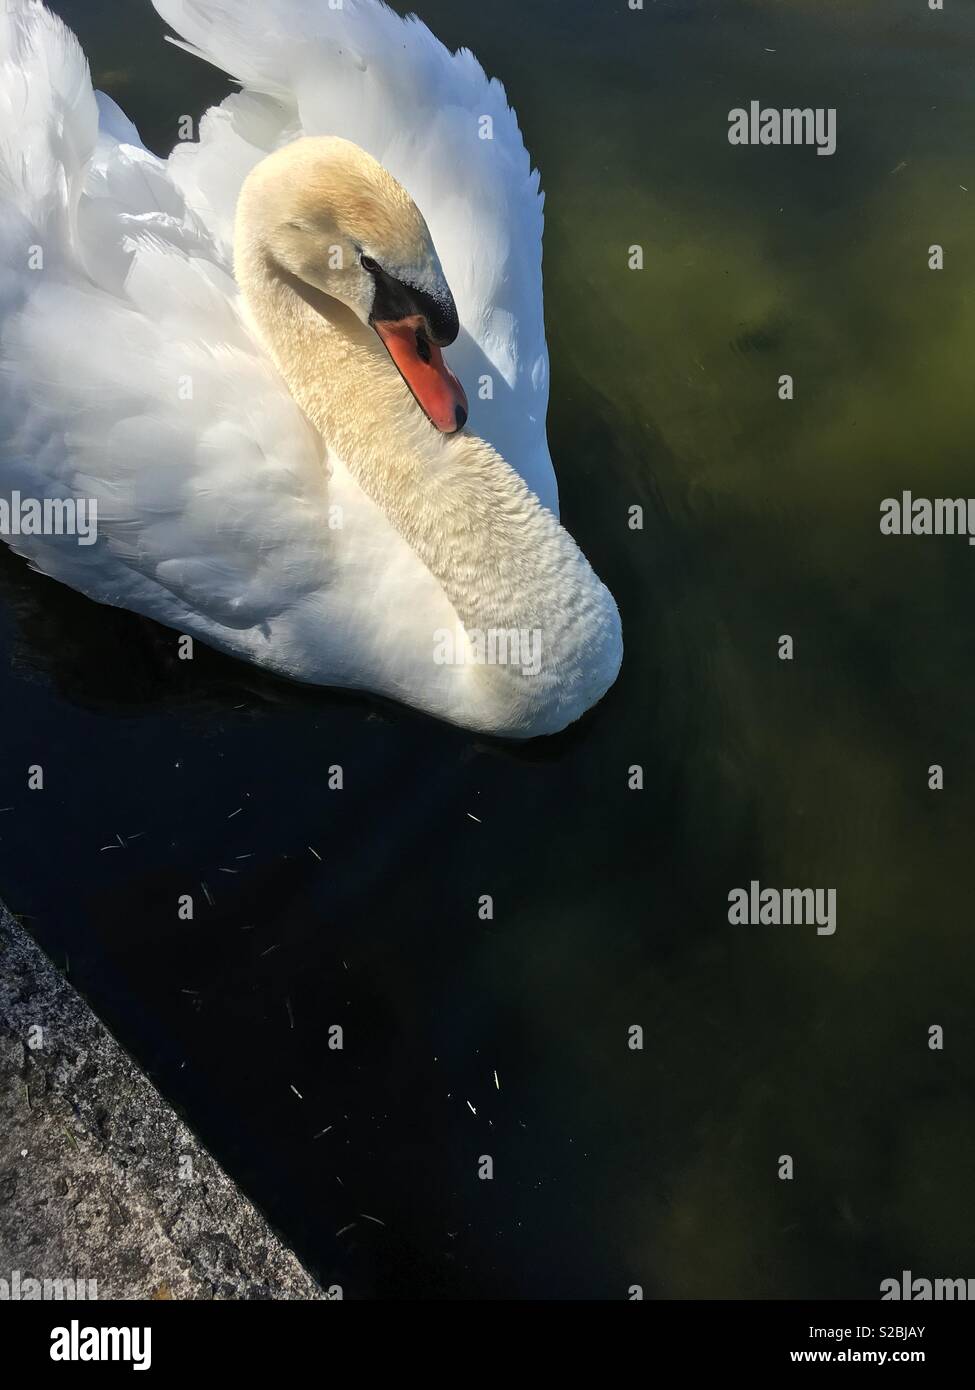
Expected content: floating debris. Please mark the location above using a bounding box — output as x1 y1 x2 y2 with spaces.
308 846 322 861
360 1213 386 1226
260 944 280 957
466 813 482 823
290 1084 303 1100
227 807 243 819
201 881 214 908
494 1070 500 1091
286 997 295 1031
217 867 238 875
466 1100 476 1115
335 1222 356 1238
313 1126 333 1139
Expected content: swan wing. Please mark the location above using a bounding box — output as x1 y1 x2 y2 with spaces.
0 1 394 684
152 0 557 511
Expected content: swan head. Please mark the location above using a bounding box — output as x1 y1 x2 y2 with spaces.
237 136 468 433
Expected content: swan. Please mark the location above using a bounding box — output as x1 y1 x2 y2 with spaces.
0 0 622 736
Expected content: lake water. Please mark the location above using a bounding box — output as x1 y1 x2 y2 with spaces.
2 0 974 1297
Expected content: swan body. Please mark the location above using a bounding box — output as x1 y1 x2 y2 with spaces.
0 0 622 736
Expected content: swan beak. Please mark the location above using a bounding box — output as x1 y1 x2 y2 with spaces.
373 315 469 434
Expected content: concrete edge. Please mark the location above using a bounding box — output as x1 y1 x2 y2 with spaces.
0 905 327 1300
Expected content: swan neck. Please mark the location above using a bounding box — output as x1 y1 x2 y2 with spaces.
239 253 543 627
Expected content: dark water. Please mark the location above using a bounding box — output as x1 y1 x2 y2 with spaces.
2 0 975 1298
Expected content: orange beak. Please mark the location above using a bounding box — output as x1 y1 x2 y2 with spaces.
373 314 469 435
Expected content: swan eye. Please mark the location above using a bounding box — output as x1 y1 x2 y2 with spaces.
359 254 381 274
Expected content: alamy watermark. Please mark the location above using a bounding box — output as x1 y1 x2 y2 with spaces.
433 625 542 677
728 102 837 157
880 493 975 545
0 1268 98 1299
881 1270 975 1300
728 880 836 936
0 491 97 545
50 1321 151 1371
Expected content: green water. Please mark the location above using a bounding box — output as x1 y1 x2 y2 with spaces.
2 0 973 1296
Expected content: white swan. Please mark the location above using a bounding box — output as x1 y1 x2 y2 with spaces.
0 0 622 736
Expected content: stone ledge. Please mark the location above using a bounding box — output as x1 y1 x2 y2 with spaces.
0 906 324 1300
